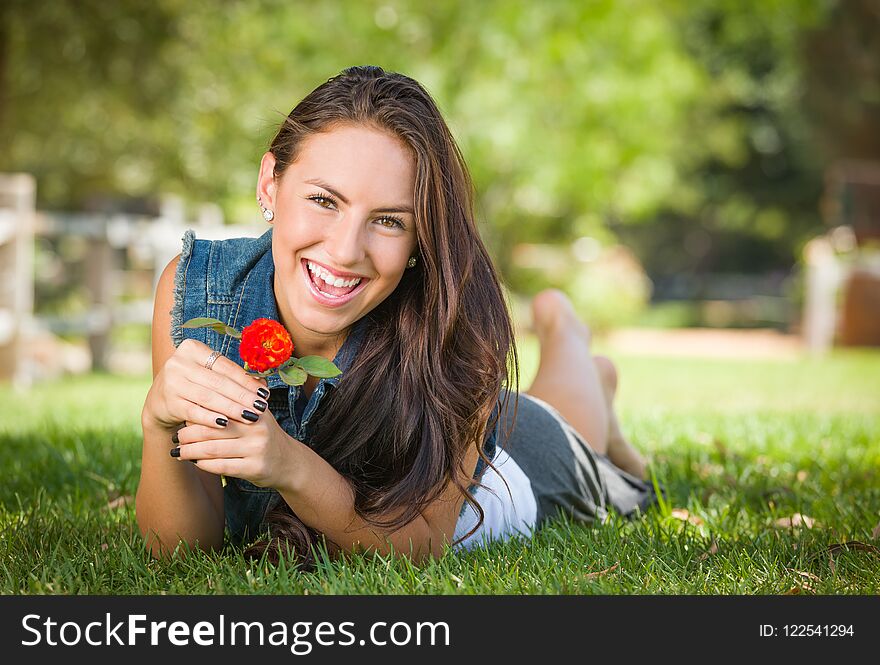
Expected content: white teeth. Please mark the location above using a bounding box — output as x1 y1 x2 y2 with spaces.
307 261 362 289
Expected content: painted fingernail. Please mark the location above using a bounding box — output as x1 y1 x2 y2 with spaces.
242 409 259 422
172 432 179 444
216 417 228 427
253 399 268 412
170 447 181 458
257 387 270 400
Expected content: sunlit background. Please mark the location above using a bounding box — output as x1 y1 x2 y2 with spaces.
1 0 879 386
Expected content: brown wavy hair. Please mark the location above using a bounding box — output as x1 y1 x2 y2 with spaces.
243 65 519 569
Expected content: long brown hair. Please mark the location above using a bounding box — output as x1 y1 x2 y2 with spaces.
244 66 519 568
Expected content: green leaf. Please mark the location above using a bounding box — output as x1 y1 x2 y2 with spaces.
181 317 241 338
181 317 226 329
278 365 308 386
297 356 342 378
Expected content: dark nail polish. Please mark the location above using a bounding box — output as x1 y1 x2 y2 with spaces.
216 417 228 427
257 387 270 400
253 399 268 412
170 447 181 458
172 432 179 444
242 409 259 422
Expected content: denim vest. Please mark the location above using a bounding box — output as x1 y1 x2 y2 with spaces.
171 228 498 545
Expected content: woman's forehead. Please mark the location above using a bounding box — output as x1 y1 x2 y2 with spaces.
288 125 416 205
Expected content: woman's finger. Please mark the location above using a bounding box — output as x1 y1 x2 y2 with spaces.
181 341 268 397
181 374 267 426
189 458 242 478
177 422 241 444
173 399 238 431
175 439 248 461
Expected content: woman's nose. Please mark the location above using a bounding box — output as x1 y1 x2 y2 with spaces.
324 216 366 267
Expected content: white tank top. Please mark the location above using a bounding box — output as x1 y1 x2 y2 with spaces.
452 447 538 550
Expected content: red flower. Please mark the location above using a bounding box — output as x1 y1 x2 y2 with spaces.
239 318 294 372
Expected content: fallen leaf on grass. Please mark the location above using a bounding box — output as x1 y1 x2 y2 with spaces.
691 462 723 480
103 495 134 511
671 508 704 526
698 541 719 561
825 541 880 557
782 571 820 594
806 541 880 572
583 563 619 579
773 513 815 529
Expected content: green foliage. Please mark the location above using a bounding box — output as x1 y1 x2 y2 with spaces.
181 317 242 338
1 0 871 281
278 364 308 386
295 356 342 379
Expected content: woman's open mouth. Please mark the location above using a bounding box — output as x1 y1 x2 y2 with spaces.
301 258 370 308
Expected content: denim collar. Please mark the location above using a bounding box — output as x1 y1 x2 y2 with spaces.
231 232 369 392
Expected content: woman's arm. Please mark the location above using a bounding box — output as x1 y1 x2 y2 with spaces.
136 255 225 558
276 437 481 562
136 256 269 559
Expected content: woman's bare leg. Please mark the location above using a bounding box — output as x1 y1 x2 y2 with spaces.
524 289 647 478
594 355 648 479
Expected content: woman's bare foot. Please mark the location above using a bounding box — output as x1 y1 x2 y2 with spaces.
531 288 591 346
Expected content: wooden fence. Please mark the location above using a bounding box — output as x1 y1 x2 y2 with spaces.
0 176 264 383
0 174 36 387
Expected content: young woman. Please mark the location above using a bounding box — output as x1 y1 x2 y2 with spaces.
136 65 655 568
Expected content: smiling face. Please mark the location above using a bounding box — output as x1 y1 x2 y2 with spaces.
257 123 419 356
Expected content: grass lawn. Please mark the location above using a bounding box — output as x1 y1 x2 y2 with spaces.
1 338 878 594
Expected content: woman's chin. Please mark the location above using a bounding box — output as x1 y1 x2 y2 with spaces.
294 298 355 333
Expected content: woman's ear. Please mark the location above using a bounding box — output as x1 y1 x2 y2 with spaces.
256 151 278 210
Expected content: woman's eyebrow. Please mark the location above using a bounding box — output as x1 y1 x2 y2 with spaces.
304 178 414 214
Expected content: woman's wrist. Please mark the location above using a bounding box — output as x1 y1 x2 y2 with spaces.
274 432 308 495
140 405 179 438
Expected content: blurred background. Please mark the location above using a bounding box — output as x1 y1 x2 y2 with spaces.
1 0 879 386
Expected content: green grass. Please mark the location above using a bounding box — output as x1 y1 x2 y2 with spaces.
1 342 879 594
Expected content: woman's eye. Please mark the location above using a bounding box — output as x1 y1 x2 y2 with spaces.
308 195 336 209
377 216 405 230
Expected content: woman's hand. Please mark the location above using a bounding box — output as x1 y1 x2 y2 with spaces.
142 338 270 436
171 407 299 490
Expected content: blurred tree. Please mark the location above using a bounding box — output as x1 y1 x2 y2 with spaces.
802 0 880 161
613 0 880 284
1 0 871 292
0 0 188 207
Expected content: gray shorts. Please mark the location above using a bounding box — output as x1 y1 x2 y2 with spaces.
496 390 658 526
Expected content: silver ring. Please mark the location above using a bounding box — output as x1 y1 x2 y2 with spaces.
204 350 221 371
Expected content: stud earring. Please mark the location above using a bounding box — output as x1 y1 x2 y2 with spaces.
407 256 417 268
257 197 274 222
